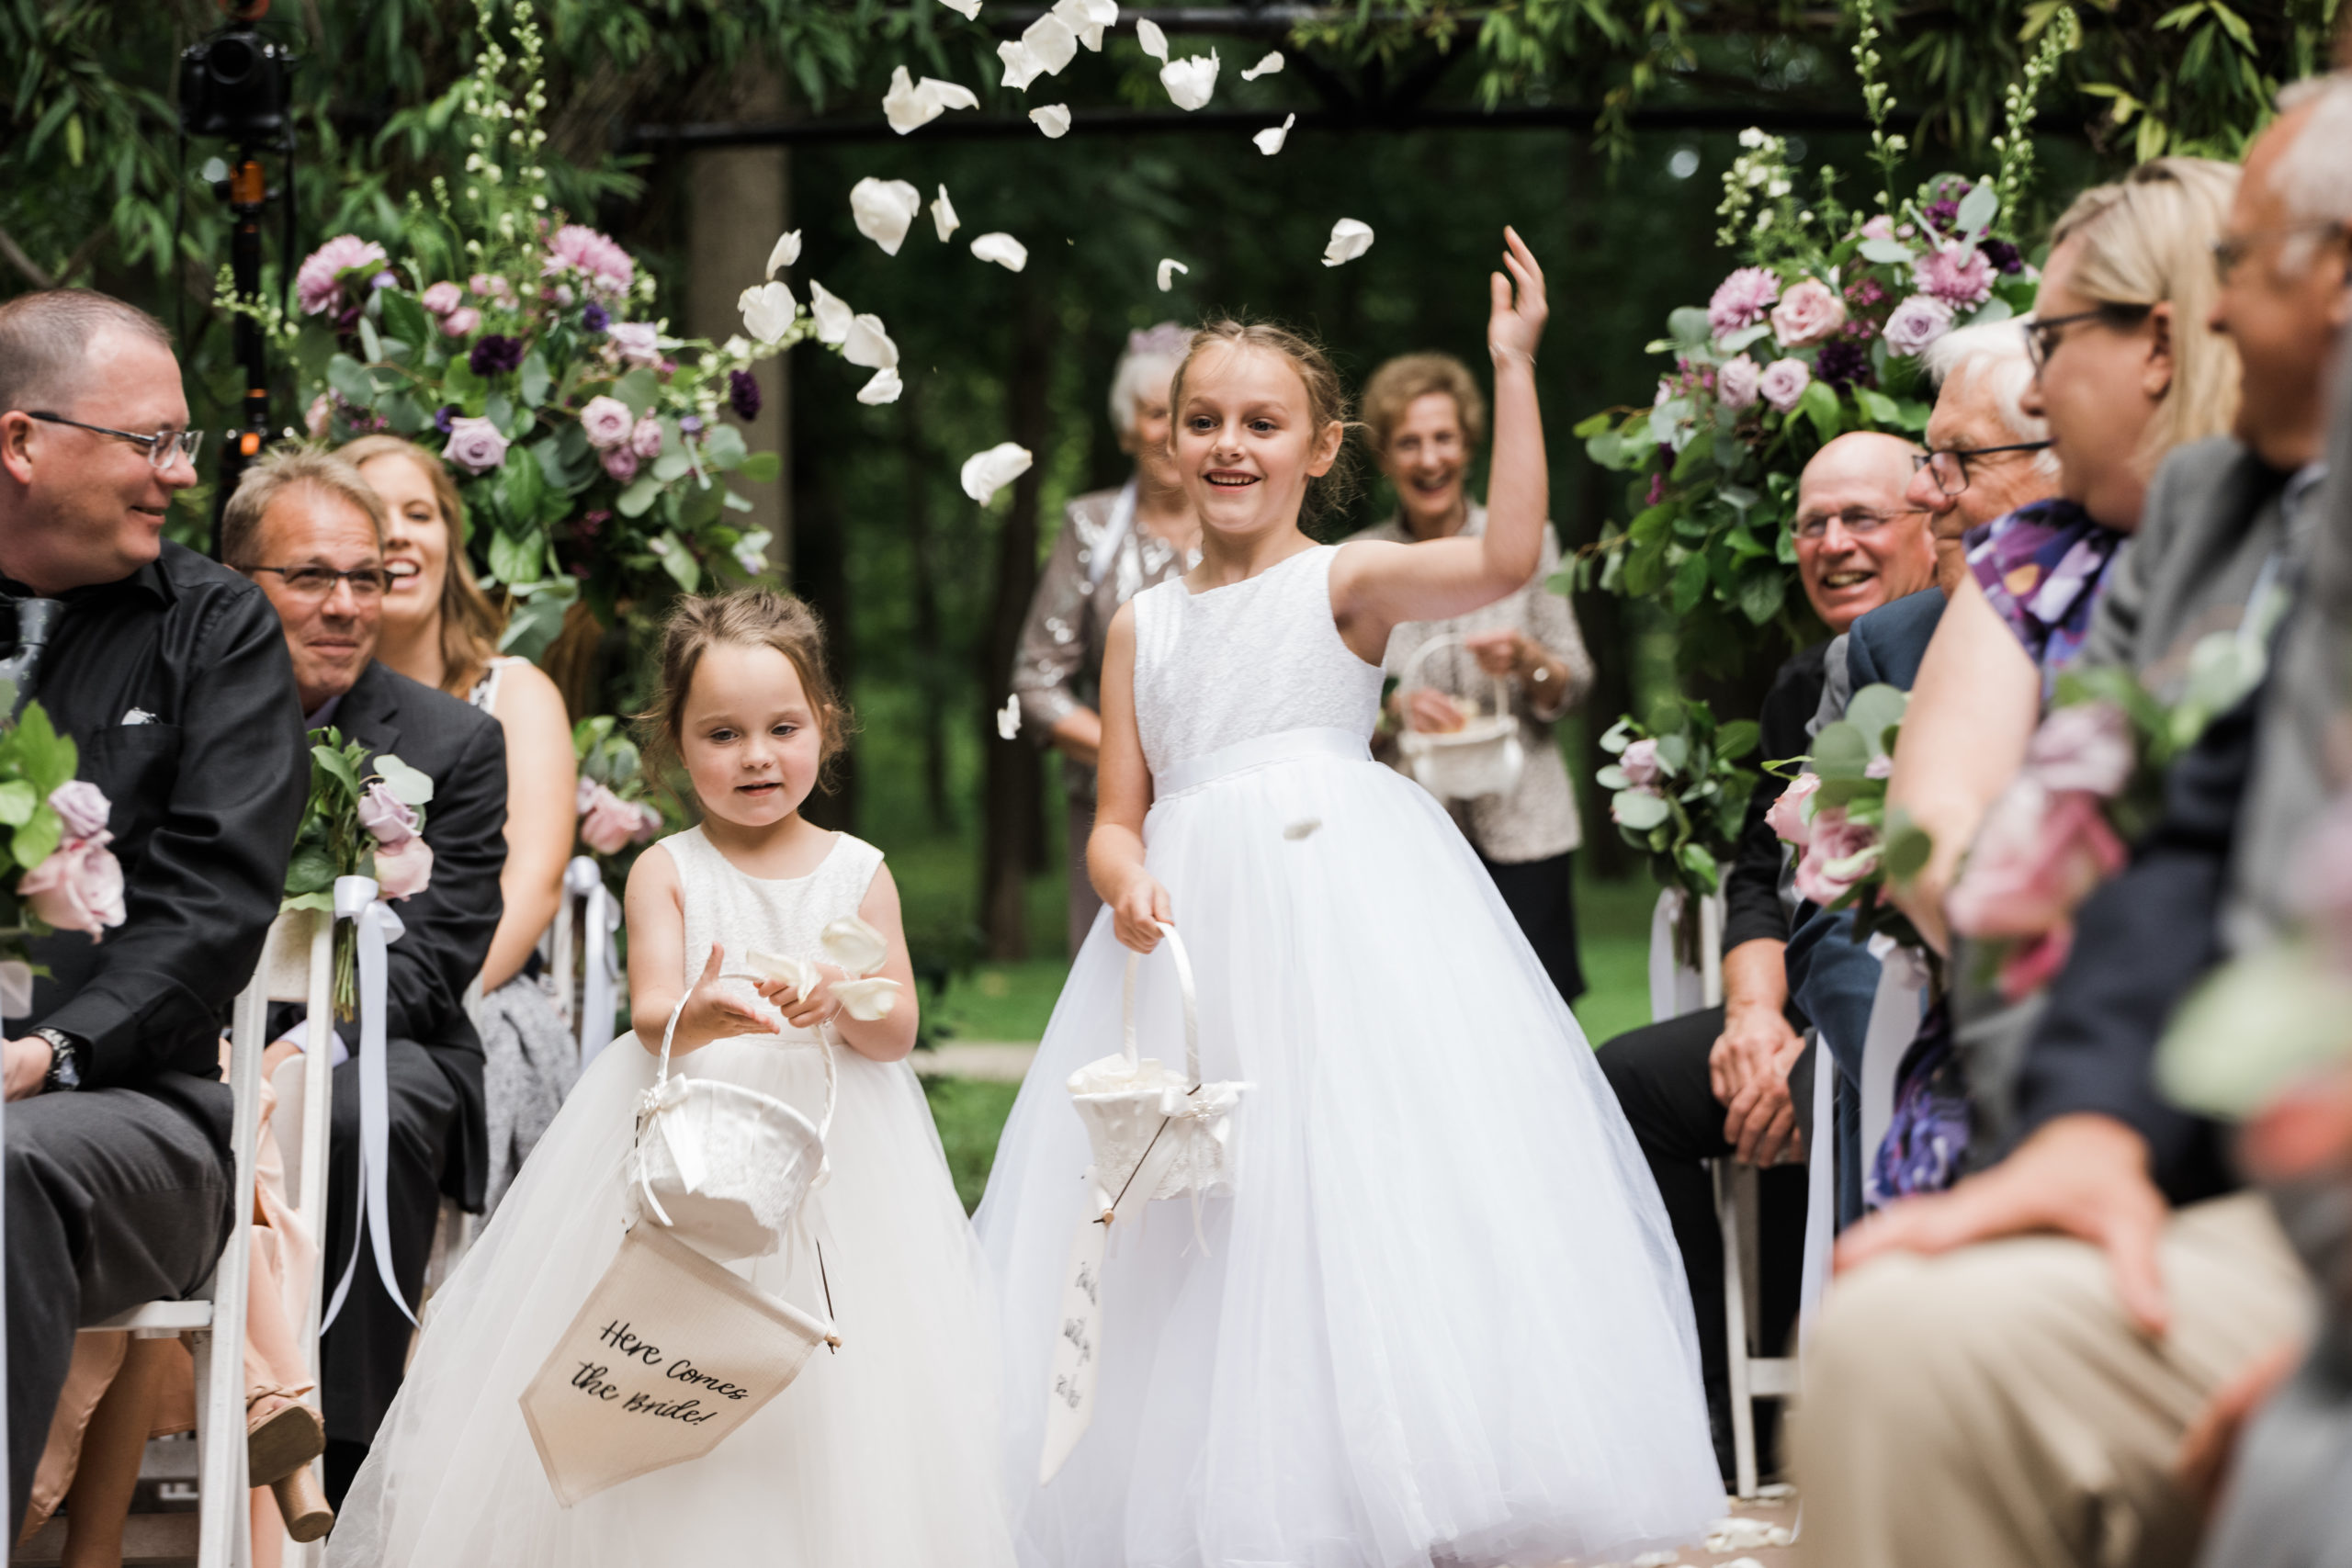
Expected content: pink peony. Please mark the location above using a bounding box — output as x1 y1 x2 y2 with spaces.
606 322 661 366
1770 278 1849 348
419 281 464 317
545 225 635 297
629 416 664 459
1717 355 1762 412
48 781 110 839
601 446 639 483
1859 215 1898 243
579 395 635 450
469 273 514 304
1621 737 1663 787
305 393 333 439
577 779 659 855
442 415 510 475
1914 243 1995 307
372 834 434 901
356 780 418 847
295 236 390 316
1946 782 2127 940
1759 357 1813 413
1708 266 1781 336
1792 807 1881 907
1765 772 1823 848
1883 295 1956 356
2025 702 2135 797
440 306 482 340
20 834 126 937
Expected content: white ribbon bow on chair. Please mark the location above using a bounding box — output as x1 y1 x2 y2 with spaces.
322 874 415 1331
566 855 622 1066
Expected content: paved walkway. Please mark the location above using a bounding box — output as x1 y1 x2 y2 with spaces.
921 1041 1041 1080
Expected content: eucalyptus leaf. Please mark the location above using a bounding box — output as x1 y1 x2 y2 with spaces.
1668 306 1713 347
519 351 551 408
616 473 662 519
0 779 36 827
1955 182 2000 241
651 449 694 484
1845 683 1911 756
357 315 385 367
613 367 661 419
1611 789 1670 830
487 526 541 584
327 354 376 409
1858 236 1915 265
374 753 435 807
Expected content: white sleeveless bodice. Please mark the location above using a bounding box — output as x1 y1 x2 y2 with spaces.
663 827 883 1018
1129 545 1385 781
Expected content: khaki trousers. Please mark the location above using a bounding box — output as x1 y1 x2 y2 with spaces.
1794 1193 2312 1568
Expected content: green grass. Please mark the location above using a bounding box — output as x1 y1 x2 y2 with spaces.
922 1075 1022 1213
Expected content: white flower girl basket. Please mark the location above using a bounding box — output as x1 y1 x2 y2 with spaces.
1041 923 1246 1483
1395 631 1525 801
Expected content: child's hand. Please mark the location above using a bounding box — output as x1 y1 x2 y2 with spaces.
673 945 783 1051
1487 227 1548 369
756 961 852 1032
1110 872 1173 954
1405 688 1468 734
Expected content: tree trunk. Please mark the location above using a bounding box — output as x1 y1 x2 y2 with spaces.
899 392 951 831
978 280 1058 960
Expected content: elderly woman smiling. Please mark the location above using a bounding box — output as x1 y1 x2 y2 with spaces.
1353 351 1595 1003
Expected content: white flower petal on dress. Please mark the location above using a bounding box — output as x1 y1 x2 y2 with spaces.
997 694 1022 740
998 39 1046 91
849 176 922 255
970 232 1029 272
842 313 899 369
1030 103 1072 138
1157 257 1188 291
737 280 797 343
831 977 903 1021
745 950 822 997
764 229 802 276
1022 12 1079 73
1135 17 1168 60
1240 51 1283 79
936 0 980 17
857 366 904 405
961 441 1035 503
931 185 961 243
1283 817 1321 840
808 280 854 344
1253 113 1294 155
821 916 892 976
1320 217 1374 267
1051 0 1116 50
1159 49 1219 110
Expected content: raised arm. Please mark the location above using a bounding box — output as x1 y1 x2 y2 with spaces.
482 660 577 991
1331 228 1551 662
1087 602 1170 953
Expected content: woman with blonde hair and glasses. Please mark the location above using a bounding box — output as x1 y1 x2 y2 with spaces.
340 434 580 1212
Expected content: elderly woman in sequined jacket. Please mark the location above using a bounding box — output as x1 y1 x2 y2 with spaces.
1012 324 1204 953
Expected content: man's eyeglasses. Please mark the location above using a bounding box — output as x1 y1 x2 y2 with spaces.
1912 442 2052 498
25 412 203 470
243 561 422 600
1792 507 1928 542
2023 305 2152 374
2211 220 2348 284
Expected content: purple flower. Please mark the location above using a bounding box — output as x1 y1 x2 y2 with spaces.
1883 295 1956 356
369 270 398 292
728 369 762 422
576 509 610 543
581 299 610 333
295 235 390 317
1815 340 1873 391
432 403 458 435
48 781 110 839
578 395 634 451
356 780 419 848
419 281 463 317
1716 355 1762 412
1759 357 1813 413
442 416 511 475
543 224 636 297
1981 239 2024 275
1915 244 1994 307
678 413 704 435
601 446 639 482
1621 738 1663 787
1708 266 1781 336
469 334 526 377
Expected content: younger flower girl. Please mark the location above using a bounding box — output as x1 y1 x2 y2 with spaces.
329 588 1013 1568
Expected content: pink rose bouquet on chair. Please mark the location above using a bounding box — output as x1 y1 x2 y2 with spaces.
279 730 436 1016
1767 682 1930 955
0 701 128 1013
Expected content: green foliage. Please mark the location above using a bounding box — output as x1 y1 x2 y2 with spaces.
1595 696 1758 901
283 728 436 1011
0 702 82 944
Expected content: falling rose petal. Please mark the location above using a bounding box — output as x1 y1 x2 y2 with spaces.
808 280 854 344
849 176 922 254
1157 257 1188 291
1135 17 1168 60
764 229 802 276
842 313 899 369
1031 104 1072 138
737 279 797 343
1159 50 1219 111
931 185 961 243
857 366 904 405
821 915 892 976
937 0 980 16
746 950 822 997
1321 217 1374 267
999 39 1046 91
961 441 1035 503
831 977 903 1021
885 68 981 134
1283 818 1321 840
1052 0 1117 51
1022 13 1079 73
1253 113 1295 155
971 232 1029 271
997 694 1022 740
1240 51 1283 79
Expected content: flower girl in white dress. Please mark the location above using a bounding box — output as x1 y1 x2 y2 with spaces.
975 232 1724 1566
329 588 1013 1568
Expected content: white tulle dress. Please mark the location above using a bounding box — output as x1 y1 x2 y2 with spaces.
327 829 1015 1568
975 545 1724 1568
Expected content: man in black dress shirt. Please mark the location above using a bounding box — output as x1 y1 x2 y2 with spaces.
221 446 506 1503
0 290 309 1536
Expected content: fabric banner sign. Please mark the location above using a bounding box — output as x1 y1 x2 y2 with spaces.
519 1224 834 1506
1038 1201 1108 1485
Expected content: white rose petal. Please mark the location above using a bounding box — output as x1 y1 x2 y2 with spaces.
961 441 1035 504
857 366 904 404
1254 112 1295 155
745 950 822 997
936 0 980 17
1135 17 1168 60
997 694 1022 740
1157 257 1188 291
883 67 979 134
1283 817 1321 840
1159 50 1219 111
1320 217 1374 267
831 977 903 1021
1052 0 1117 51
970 231 1029 271
842 312 899 370
1031 103 1072 138
1240 51 1283 79
821 915 892 976
1022 13 1079 73
764 229 802 276
737 279 797 344
808 280 854 344
849 176 922 255
930 185 961 243
998 39 1046 91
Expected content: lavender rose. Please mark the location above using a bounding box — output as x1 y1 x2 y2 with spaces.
442 416 510 476
629 416 664 459
48 781 110 839
1759 357 1813 413
1883 295 1956 356
372 835 435 901
20 835 127 937
1770 278 1848 348
601 446 640 483
356 780 419 847
579 395 635 451
1708 266 1781 336
1716 355 1762 412
1620 737 1664 788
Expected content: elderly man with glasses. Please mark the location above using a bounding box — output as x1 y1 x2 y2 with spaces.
0 289 311 1538
222 447 509 1506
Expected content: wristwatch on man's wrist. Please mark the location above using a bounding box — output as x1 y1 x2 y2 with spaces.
33 1026 82 1092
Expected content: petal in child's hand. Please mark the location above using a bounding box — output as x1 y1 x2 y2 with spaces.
746 949 822 997
831 977 903 1021
821 916 891 976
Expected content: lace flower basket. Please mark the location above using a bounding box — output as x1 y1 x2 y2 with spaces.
1395 633 1525 802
